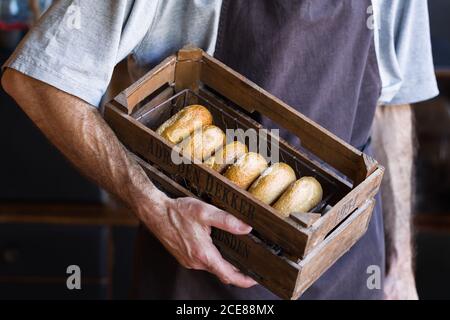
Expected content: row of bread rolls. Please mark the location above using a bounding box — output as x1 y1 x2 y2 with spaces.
223 155 323 217
156 105 323 218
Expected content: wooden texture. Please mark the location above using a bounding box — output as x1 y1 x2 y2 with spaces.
115 55 177 114
290 212 322 228
214 199 374 300
304 166 384 254
212 230 300 299
134 86 175 121
294 199 375 298
174 46 202 93
133 155 197 199
200 52 376 185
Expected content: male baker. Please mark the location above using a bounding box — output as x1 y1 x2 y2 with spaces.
2 0 438 299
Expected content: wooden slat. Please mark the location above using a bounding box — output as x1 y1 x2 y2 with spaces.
174 46 202 93
294 199 375 298
200 52 376 184
290 212 322 228
104 103 311 259
305 167 384 254
212 229 300 300
133 155 197 199
115 55 177 114
175 60 201 93
177 45 204 61
133 86 175 121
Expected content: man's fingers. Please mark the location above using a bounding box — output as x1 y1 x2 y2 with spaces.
175 198 256 287
204 209 252 235
182 197 251 234
214 258 258 288
205 248 257 288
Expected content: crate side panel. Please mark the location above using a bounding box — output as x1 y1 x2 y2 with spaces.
212 229 300 300
294 199 375 299
305 167 384 254
134 154 300 300
115 55 177 114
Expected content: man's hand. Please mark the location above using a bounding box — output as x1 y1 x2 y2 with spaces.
1 69 256 289
138 196 257 288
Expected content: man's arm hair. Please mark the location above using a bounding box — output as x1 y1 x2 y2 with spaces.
1 68 256 288
1 68 167 215
372 103 418 299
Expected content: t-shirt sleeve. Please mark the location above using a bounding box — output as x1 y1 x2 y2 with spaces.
375 0 439 105
2 0 158 107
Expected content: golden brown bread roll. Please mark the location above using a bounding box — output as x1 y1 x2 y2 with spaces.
248 163 296 205
223 152 268 189
178 125 225 162
204 141 248 173
273 177 323 218
156 105 213 144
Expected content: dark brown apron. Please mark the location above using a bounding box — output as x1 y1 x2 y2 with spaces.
135 0 385 299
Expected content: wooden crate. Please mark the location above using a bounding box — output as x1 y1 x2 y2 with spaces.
104 46 384 299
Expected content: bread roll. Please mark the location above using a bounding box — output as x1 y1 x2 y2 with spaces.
273 177 323 218
178 125 225 162
224 152 268 189
248 163 296 205
204 141 248 172
156 105 213 144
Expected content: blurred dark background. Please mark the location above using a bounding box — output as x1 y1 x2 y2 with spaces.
413 0 450 300
0 0 449 299
0 0 137 299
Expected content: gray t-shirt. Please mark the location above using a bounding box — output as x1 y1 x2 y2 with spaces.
4 0 438 107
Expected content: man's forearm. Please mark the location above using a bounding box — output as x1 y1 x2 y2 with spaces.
1 69 257 288
2 69 167 217
374 104 414 268
372 103 417 299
